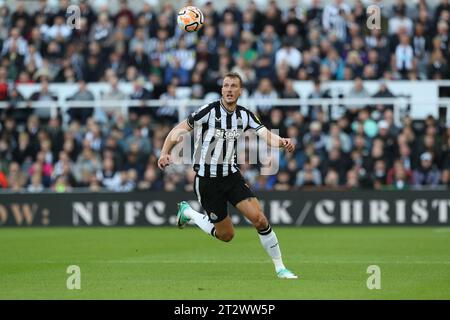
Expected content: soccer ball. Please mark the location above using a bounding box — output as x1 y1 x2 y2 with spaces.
177 6 204 32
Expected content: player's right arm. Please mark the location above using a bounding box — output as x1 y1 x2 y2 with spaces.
158 120 192 170
158 103 212 170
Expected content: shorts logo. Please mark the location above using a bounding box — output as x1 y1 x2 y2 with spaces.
210 212 218 221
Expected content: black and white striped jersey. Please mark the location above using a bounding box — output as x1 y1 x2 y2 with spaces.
187 99 265 177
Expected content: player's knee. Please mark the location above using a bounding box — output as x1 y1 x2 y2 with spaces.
253 214 269 230
218 231 234 242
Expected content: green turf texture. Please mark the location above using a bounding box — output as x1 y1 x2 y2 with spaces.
0 227 449 299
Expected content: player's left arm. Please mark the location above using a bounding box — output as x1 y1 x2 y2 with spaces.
246 110 295 153
257 127 295 153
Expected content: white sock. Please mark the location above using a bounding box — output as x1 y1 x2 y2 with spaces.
258 225 286 273
185 207 216 238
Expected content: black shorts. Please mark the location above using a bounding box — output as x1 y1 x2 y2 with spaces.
194 172 255 223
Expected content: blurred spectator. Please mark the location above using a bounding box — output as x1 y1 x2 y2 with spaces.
83 55 104 82
275 39 302 71
307 79 331 121
322 48 345 80
387 160 413 189
346 168 360 189
117 169 138 192
97 157 121 190
45 15 72 42
427 46 449 79
372 82 395 113
397 143 414 171
296 160 322 188
255 40 276 80
1 27 27 56
27 172 44 192
303 121 326 154
74 144 101 185
394 34 415 79
52 175 73 193
231 57 256 87
0 67 8 100
67 81 95 124
130 43 151 76
0 168 7 188
324 169 340 188
89 12 113 46
325 122 352 153
157 83 178 123
388 5 413 36
346 77 370 115
253 175 275 191
298 50 320 80
164 57 190 86
98 75 125 123
125 127 151 155
7 161 26 191
322 0 351 41
274 171 291 190
257 24 281 54
138 165 163 191
251 77 278 122
307 0 323 27
129 77 153 118
413 152 441 187
29 79 57 120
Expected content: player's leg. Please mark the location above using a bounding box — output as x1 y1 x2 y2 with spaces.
177 175 234 242
212 216 234 242
176 201 215 236
177 201 234 242
227 173 298 279
235 197 298 279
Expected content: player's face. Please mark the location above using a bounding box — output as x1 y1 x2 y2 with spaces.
221 77 242 105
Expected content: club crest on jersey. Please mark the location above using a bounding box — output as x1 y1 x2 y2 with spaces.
237 117 243 126
215 129 241 140
210 212 218 221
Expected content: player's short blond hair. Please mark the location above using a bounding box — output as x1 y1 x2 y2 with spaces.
223 72 243 88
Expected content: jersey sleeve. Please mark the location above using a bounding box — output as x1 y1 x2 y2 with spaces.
245 110 265 132
187 104 212 128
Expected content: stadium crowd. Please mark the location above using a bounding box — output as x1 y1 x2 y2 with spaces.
0 0 450 192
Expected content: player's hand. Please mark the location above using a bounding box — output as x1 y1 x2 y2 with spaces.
158 154 171 170
280 138 295 153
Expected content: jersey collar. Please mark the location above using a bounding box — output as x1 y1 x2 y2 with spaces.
220 99 237 115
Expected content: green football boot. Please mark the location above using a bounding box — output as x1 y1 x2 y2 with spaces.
176 201 191 229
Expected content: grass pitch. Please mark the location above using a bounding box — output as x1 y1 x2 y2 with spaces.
0 227 449 299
